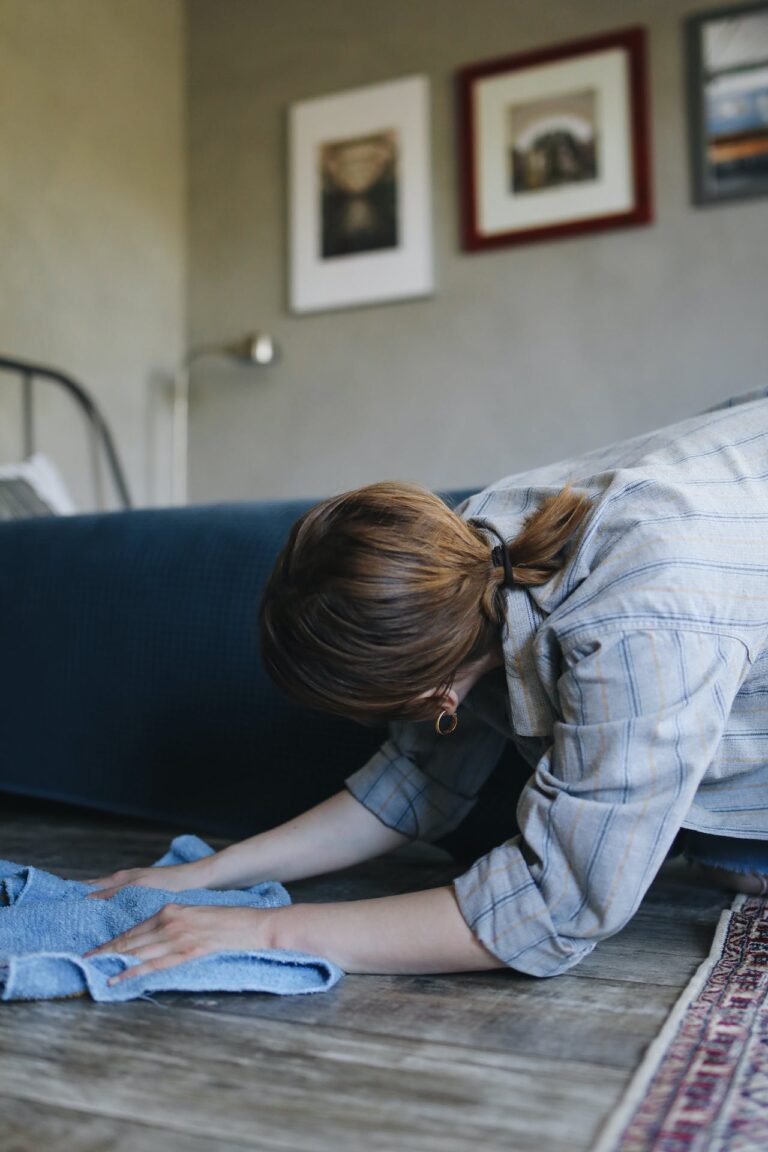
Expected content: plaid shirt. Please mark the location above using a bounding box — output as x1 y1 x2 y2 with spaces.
345 387 768 976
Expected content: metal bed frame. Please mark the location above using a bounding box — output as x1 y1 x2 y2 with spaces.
0 354 132 510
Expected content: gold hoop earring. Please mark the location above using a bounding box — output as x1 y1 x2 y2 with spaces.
435 710 458 736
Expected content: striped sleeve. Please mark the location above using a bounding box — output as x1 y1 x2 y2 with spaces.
344 706 508 841
453 628 750 977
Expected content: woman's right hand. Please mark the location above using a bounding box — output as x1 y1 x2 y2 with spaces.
83 861 211 900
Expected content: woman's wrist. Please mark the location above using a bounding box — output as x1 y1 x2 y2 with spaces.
268 902 311 953
199 845 263 890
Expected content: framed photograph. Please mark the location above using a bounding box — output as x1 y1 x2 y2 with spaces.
686 2 768 205
457 28 653 250
288 75 433 313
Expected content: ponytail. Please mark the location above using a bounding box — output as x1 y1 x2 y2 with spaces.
498 485 593 588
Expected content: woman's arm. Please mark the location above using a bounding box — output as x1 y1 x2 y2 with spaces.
85 791 505 979
203 788 412 887
87 789 412 896
451 629 752 977
86 883 505 979
270 886 506 973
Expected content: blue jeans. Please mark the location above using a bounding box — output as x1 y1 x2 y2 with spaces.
670 830 768 874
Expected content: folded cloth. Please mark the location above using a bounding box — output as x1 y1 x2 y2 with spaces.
0 834 343 1001
1 949 343 1002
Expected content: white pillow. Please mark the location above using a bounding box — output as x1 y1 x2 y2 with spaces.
0 453 77 519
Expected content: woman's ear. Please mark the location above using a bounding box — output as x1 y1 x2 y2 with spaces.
415 686 460 714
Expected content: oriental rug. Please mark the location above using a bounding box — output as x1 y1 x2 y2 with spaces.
594 893 768 1152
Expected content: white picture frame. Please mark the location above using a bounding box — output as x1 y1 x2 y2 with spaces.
288 75 434 314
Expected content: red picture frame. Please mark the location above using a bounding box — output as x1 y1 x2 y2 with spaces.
457 27 653 251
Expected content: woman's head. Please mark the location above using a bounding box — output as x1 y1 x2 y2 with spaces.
258 480 591 726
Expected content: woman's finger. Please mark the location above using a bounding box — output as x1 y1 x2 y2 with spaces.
85 922 162 955
108 952 190 986
84 915 167 957
107 940 174 964
85 933 151 959
85 886 123 901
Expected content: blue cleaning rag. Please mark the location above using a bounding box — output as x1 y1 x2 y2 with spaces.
0 834 343 1001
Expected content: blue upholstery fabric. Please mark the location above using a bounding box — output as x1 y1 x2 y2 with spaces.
0 501 378 835
0 493 521 858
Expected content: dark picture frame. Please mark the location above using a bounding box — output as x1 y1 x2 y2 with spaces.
457 27 653 251
685 2 768 206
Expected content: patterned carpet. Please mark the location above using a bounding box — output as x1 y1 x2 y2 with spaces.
595 894 768 1152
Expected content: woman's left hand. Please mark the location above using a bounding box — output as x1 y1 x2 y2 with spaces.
83 904 278 986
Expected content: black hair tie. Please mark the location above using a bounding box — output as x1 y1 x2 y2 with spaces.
491 543 516 589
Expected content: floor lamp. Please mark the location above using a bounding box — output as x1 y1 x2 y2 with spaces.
171 332 277 506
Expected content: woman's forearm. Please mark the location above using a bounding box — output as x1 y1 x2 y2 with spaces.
201 789 411 889
269 886 506 974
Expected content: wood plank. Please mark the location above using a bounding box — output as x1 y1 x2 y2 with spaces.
0 1095 258 1152
0 1000 628 1152
168 971 680 1069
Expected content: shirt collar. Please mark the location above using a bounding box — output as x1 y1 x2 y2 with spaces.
469 518 555 738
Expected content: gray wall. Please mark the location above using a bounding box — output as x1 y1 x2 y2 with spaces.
0 0 186 508
187 0 768 504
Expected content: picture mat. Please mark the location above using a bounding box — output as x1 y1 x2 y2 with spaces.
703 7 768 69
475 48 634 235
289 75 433 313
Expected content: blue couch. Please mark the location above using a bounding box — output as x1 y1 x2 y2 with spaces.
0 496 528 861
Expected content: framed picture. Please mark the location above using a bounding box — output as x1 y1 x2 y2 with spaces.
288 75 433 314
457 28 653 250
685 2 768 205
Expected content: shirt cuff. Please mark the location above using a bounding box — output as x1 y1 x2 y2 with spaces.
452 838 596 977
344 739 477 841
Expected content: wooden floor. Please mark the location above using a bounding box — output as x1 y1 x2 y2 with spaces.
0 796 734 1152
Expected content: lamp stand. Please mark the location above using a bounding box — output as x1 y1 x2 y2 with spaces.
171 364 190 506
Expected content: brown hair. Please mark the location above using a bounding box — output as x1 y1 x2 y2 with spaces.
258 481 592 725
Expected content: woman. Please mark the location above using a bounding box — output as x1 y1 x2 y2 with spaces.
85 389 768 986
